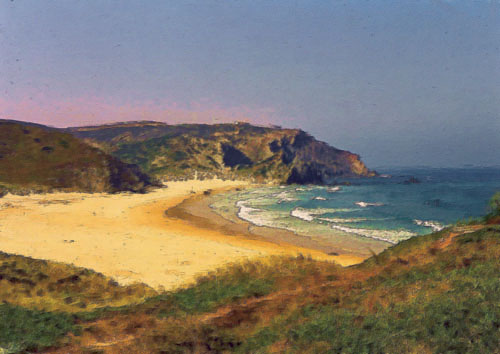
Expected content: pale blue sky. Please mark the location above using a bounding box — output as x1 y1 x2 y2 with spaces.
1 0 499 167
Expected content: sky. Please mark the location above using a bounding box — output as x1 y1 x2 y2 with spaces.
1 0 499 168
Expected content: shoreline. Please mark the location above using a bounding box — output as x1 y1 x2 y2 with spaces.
166 190 374 264
0 179 368 291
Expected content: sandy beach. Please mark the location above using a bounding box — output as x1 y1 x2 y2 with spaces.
0 180 364 290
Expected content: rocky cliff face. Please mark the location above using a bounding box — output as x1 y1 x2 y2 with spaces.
67 122 374 184
269 131 373 184
0 120 156 193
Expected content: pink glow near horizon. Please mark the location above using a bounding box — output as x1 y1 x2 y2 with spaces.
0 96 278 128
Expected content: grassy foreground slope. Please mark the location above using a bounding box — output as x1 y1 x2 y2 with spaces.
82 225 500 354
0 252 156 353
67 121 374 184
0 120 155 194
2 198 499 353
0 224 491 353
0 252 157 313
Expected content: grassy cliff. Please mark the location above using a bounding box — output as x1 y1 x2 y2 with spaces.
67 121 375 184
0 120 156 194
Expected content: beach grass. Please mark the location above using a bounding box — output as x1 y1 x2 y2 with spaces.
84 256 340 320
0 251 157 313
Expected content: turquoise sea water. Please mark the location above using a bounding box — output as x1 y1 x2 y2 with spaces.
210 168 500 245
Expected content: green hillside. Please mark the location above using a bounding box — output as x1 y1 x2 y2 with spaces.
67 121 374 184
0 120 156 194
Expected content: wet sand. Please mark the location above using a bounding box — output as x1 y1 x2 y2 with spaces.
167 191 384 262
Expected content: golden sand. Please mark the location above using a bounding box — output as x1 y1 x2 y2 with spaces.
0 180 364 290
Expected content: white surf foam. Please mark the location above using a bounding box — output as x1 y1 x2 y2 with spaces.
318 217 369 223
274 191 298 204
312 196 327 201
290 207 359 222
330 224 415 244
236 201 268 227
355 201 384 208
327 186 341 193
413 219 445 232
290 208 315 222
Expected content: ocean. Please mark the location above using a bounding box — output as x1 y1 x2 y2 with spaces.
210 167 500 245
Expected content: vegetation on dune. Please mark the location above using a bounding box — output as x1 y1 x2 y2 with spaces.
0 252 156 313
0 252 157 353
457 191 500 226
485 191 500 224
0 304 77 353
224 226 500 354
0 120 156 194
46 225 499 353
277 227 500 354
66 256 342 353
133 257 340 318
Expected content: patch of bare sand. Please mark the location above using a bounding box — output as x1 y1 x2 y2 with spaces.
0 180 362 290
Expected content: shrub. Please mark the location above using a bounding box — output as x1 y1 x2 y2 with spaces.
0 304 77 352
489 192 500 215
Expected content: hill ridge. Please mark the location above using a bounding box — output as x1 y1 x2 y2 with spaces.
0 120 156 193
67 120 375 184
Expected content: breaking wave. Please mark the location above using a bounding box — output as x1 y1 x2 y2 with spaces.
355 201 384 208
236 201 268 227
318 217 369 223
312 196 327 201
290 207 359 222
274 191 298 204
414 219 445 232
290 208 315 221
330 224 415 244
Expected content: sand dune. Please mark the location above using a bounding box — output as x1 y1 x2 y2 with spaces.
0 180 361 290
